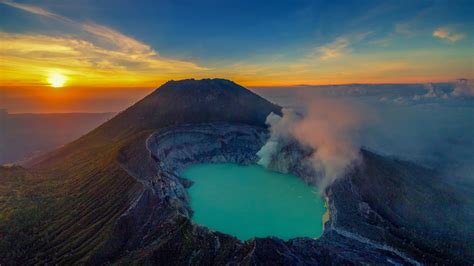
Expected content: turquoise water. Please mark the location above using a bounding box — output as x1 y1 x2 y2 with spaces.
182 163 326 240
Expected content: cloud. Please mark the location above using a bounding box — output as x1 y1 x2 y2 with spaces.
452 79 474 97
0 32 205 86
2 1 162 55
0 1 207 86
433 27 466 42
314 32 371 61
317 38 350 60
80 23 155 55
413 83 449 100
410 81 473 100
393 96 406 105
2 1 68 21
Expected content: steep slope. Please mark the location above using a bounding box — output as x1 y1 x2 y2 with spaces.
1 79 281 265
327 150 473 264
92 78 282 140
29 79 280 167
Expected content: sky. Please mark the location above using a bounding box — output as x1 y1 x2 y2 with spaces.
0 0 473 112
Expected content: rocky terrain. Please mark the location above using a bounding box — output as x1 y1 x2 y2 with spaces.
90 123 473 265
1 79 472 265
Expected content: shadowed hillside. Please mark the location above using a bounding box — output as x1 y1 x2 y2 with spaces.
0 79 281 264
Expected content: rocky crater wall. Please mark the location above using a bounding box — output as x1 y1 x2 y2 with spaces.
89 122 464 265
147 123 267 176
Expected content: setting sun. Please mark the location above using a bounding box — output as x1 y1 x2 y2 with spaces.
48 72 67 88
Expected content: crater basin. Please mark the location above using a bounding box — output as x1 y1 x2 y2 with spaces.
181 163 326 240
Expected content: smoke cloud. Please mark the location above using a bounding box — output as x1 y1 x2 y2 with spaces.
257 97 367 192
253 82 474 187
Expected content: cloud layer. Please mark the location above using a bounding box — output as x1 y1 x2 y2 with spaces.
452 79 474 97
0 1 206 87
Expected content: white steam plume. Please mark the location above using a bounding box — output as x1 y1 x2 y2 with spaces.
257 109 299 167
258 97 367 192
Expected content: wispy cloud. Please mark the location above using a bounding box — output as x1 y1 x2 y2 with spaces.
2 1 158 54
0 1 207 87
317 38 350 60
2 1 68 21
433 27 466 42
0 32 206 87
313 32 371 60
81 23 155 55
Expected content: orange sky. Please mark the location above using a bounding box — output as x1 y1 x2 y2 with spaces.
0 1 473 113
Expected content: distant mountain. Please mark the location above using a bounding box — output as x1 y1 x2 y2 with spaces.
0 112 115 164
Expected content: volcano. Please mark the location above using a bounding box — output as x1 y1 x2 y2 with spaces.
1 79 472 265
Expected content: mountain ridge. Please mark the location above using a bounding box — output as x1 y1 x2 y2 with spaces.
2 78 282 264
27 78 281 168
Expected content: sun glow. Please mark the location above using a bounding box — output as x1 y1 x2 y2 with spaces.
47 72 67 88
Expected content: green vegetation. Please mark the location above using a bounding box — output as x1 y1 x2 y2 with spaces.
0 131 143 265
0 165 59 263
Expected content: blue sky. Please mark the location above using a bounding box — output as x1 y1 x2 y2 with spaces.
0 0 473 88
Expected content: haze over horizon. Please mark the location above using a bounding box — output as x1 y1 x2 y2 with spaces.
1 0 473 113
